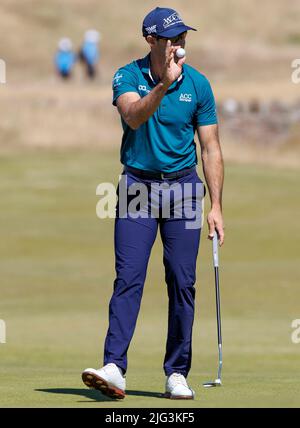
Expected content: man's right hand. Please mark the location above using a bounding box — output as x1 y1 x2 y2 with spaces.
116 41 186 130
161 41 186 88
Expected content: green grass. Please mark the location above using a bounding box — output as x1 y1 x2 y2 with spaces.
0 148 300 407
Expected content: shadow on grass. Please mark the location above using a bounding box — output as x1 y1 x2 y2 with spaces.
35 388 164 402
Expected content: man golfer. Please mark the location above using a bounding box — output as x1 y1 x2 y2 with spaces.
82 7 224 400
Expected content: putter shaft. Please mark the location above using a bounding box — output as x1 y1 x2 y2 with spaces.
203 232 223 387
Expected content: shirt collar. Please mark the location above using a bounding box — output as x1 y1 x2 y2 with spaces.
141 53 184 86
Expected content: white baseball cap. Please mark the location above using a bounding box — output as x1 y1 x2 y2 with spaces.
58 38 73 51
84 29 101 43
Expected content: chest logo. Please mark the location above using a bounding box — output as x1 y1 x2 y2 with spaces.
179 93 192 102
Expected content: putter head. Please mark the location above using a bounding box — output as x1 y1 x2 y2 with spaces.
203 378 222 388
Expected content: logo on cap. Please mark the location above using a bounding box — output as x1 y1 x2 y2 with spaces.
163 12 183 29
142 7 196 38
145 25 157 35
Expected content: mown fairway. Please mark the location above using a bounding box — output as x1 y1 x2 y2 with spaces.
0 149 300 407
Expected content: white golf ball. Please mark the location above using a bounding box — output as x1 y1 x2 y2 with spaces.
176 48 186 58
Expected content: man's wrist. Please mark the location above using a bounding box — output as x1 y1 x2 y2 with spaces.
211 202 222 211
159 80 171 91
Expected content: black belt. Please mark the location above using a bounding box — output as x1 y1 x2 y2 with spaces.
124 166 195 180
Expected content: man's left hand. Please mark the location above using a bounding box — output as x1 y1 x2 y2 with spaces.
207 207 225 246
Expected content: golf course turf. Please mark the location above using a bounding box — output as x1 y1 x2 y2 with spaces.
0 148 299 407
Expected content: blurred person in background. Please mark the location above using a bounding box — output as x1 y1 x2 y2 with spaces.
54 38 76 79
79 29 101 79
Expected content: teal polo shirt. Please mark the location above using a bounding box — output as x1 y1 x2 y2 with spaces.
112 53 218 173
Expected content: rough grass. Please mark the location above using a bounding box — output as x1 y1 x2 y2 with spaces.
1 0 300 83
0 149 300 407
1 0 300 161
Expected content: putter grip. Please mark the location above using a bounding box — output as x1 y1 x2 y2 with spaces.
213 232 219 267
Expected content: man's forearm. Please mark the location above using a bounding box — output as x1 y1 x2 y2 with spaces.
201 145 224 209
123 82 169 129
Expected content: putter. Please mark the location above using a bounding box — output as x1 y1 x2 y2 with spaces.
203 231 223 388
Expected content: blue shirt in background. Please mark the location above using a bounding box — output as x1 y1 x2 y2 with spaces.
82 41 99 66
112 54 218 173
55 51 76 75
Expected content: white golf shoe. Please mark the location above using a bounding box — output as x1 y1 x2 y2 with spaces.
165 373 195 400
82 363 126 399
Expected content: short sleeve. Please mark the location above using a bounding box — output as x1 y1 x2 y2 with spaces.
112 67 139 106
195 77 218 126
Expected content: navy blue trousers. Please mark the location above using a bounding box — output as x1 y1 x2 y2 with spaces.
103 169 205 377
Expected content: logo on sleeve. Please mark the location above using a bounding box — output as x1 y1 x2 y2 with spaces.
138 85 150 94
179 93 192 102
112 73 123 88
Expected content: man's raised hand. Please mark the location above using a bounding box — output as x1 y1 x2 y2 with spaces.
161 40 186 88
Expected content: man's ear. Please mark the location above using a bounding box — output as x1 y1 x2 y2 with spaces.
145 35 156 47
